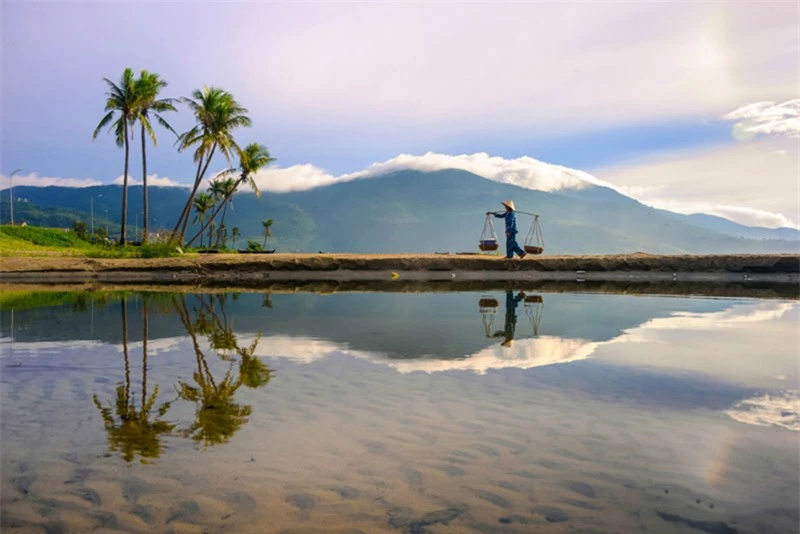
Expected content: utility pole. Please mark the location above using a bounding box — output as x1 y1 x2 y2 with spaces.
91 193 102 236
9 169 21 225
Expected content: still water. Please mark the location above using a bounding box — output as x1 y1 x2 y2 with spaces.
0 289 798 533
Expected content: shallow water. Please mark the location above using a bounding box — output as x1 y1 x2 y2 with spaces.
0 289 798 533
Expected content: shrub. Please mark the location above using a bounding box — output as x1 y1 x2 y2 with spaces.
71 221 88 240
246 239 264 252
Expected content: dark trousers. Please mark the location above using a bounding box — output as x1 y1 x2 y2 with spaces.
506 234 525 258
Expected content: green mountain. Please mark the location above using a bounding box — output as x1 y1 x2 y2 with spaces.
2 169 798 254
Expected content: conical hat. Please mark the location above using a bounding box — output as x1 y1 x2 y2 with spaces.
501 200 515 211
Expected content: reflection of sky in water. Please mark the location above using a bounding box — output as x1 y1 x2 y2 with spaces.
0 291 798 533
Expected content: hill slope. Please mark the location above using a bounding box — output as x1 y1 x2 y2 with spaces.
3 169 798 254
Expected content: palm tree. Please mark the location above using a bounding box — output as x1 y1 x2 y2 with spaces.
171 87 251 242
185 144 273 247
210 177 236 246
191 192 215 248
134 71 177 242
93 68 138 244
231 227 240 249
262 218 273 248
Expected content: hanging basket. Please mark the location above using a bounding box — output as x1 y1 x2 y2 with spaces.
523 214 545 255
479 298 499 309
524 295 543 304
479 214 499 252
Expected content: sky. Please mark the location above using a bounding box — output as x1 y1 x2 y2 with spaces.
1 1 798 228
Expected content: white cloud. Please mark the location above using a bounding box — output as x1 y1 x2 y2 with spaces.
0 172 102 190
724 99 800 140
725 391 800 432
594 138 800 228
599 301 799 390
112 174 186 188
249 151 605 194
245 334 599 375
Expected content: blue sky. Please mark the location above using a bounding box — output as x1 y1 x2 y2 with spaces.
1 1 798 227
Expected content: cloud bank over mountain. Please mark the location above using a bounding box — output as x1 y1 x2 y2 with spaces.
249 152 606 194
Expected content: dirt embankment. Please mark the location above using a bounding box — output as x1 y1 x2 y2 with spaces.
2 252 799 273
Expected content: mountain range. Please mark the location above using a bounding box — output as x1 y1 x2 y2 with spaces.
2 169 798 254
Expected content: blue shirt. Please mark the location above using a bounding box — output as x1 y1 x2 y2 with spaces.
494 211 518 235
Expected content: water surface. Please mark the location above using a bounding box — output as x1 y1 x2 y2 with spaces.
1 289 798 533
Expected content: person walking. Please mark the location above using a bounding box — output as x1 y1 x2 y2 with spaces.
488 200 527 260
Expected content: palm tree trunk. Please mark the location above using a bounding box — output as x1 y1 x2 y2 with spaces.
216 202 230 247
172 157 203 239
120 119 129 245
185 174 244 247
141 123 149 243
176 144 218 243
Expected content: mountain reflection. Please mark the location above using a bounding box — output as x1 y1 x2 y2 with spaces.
91 293 274 462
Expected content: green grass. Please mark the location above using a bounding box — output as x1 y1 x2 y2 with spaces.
0 225 180 258
0 225 92 250
85 242 181 259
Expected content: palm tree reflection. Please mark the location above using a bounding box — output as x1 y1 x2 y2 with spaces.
174 294 272 447
93 293 273 461
92 297 175 463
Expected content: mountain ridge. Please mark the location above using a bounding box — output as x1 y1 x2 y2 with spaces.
2 169 797 254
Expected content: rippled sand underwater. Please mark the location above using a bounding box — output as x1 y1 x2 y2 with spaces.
1 290 798 533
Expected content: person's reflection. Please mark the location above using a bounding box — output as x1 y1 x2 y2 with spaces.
493 291 526 348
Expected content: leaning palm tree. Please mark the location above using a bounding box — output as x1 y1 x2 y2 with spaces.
171 87 251 242
185 144 274 247
93 68 138 244
133 70 177 242
191 192 215 248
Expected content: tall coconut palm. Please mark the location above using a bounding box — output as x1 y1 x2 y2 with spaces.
172 87 251 242
192 192 215 248
134 70 177 242
186 143 274 247
93 68 138 244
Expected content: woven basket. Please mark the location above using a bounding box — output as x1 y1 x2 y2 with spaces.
524 246 544 255
479 298 499 308
524 295 544 304
479 240 499 251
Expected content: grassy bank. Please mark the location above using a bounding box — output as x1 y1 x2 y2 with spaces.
0 225 180 258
